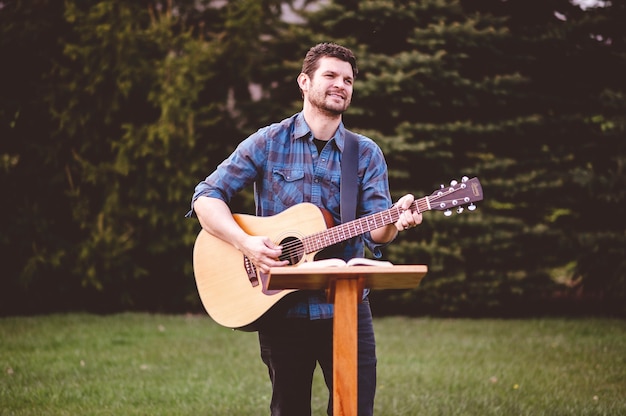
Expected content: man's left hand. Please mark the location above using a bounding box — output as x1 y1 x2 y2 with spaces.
394 194 423 231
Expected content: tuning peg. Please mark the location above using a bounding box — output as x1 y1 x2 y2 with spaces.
461 176 469 182
450 179 458 186
468 203 477 211
440 184 445 189
444 209 452 217
457 207 464 214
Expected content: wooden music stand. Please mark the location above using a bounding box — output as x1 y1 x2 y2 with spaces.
267 264 427 416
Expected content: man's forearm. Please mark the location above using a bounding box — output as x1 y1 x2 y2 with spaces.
370 224 399 245
193 196 248 251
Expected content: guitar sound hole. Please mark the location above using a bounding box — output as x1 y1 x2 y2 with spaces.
278 236 304 265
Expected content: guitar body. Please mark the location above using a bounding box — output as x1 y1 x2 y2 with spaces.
193 203 327 330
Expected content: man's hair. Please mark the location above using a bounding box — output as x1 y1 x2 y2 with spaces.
301 43 358 79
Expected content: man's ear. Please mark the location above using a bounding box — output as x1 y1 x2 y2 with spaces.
297 72 309 92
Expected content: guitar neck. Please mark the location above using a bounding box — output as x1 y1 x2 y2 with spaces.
302 197 430 254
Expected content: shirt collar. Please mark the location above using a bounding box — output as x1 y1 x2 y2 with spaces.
292 112 347 152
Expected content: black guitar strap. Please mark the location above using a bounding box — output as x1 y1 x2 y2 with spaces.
341 130 359 224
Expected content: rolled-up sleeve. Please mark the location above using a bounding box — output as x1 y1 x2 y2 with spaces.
185 133 266 218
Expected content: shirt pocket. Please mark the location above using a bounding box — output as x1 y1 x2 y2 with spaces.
271 168 305 210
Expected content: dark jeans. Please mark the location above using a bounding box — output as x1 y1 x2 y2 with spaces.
258 300 377 416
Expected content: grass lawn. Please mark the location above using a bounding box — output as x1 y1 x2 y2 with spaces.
1 313 624 415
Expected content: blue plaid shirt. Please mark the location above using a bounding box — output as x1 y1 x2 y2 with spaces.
189 112 393 319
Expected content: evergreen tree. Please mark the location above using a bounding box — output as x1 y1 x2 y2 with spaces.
0 0 291 313
264 0 625 315
463 0 626 314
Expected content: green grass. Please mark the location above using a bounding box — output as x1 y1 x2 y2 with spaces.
1 314 624 415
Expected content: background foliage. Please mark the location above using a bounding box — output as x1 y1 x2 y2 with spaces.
1 0 624 316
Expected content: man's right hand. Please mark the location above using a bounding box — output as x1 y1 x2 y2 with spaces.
238 235 289 274
194 196 289 274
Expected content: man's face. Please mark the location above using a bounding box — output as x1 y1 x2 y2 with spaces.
304 57 354 116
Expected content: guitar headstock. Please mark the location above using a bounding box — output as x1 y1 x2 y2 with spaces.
428 176 483 216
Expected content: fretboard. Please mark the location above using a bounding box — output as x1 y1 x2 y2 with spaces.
302 197 431 253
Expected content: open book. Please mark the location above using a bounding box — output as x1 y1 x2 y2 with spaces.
297 257 393 269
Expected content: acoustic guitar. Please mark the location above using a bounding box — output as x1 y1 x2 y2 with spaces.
193 176 483 330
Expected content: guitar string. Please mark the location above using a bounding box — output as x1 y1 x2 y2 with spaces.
278 193 460 257
277 199 430 261
275 184 469 261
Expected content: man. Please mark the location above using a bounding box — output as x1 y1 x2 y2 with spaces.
189 42 422 415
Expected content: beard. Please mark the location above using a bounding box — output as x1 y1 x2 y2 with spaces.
307 86 352 117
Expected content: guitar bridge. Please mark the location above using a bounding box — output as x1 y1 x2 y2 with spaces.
243 255 259 287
